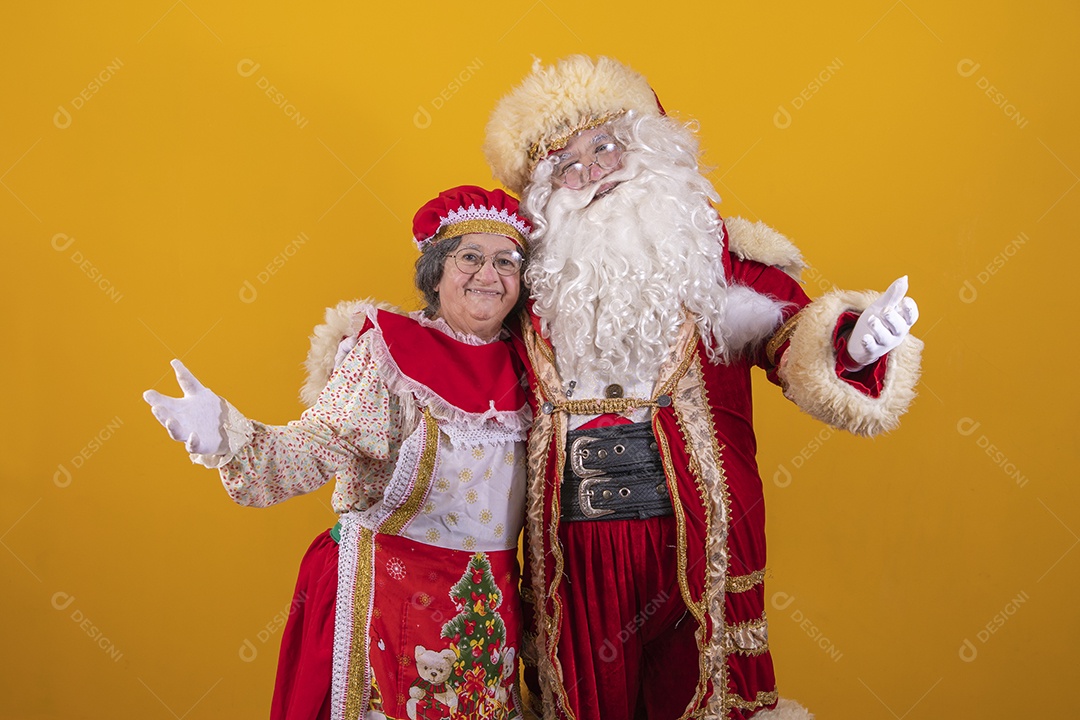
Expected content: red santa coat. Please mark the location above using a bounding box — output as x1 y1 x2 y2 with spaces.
514 218 923 719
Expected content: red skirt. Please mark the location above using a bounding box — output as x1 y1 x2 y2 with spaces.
271 530 338 720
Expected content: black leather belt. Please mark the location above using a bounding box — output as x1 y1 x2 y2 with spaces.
561 422 673 522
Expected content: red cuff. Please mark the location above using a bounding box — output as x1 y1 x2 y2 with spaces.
834 311 887 398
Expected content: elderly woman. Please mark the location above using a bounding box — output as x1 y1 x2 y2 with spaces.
144 186 533 720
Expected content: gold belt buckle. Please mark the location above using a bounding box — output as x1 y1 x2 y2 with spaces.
570 435 614 519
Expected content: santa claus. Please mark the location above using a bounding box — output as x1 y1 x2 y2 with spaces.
482 55 923 720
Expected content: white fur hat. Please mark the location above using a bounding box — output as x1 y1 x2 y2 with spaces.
483 55 661 195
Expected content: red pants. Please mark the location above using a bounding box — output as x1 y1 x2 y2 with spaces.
553 515 699 720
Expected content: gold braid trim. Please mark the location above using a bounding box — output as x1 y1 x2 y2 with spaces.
546 413 571 720
547 395 660 416
526 112 622 164
656 426 705 627
671 349 735 718
726 568 767 594
345 526 376 720
657 321 700 399
432 219 528 249
377 409 438 536
651 318 703 621
655 319 712 717
765 309 804 367
725 613 770 657
678 623 710 720
728 689 780 712
519 319 573 720
531 319 556 365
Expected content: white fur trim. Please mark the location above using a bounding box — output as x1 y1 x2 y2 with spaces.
724 284 790 352
751 698 814 719
724 217 806 280
300 299 396 407
484 55 659 195
779 289 923 437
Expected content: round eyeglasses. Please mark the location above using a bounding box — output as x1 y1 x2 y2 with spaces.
450 248 523 276
554 141 624 189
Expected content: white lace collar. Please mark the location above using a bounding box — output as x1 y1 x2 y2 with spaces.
409 311 508 346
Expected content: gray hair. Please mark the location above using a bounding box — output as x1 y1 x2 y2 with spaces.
414 236 529 318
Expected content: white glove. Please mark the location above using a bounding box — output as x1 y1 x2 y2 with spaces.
845 275 920 369
333 334 359 370
143 359 229 455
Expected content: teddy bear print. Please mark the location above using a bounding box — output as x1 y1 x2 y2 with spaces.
489 646 517 718
406 645 459 720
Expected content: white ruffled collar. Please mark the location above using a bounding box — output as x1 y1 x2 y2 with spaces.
410 311 507 346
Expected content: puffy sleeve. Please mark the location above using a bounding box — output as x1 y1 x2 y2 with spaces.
194 327 405 510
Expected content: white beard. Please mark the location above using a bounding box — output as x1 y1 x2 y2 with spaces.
524 143 731 388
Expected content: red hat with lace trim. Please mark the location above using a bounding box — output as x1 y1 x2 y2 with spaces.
412 185 531 251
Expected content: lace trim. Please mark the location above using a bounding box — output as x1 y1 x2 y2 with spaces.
331 514 359 720
358 420 429 533
442 423 528 448
375 411 440 537
410 310 507 346
421 205 531 248
188 400 254 469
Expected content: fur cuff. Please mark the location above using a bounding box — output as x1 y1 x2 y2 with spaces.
751 698 814 719
779 289 923 437
300 298 396 407
724 217 806 281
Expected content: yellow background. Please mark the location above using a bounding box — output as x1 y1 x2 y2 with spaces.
2 1 1077 718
